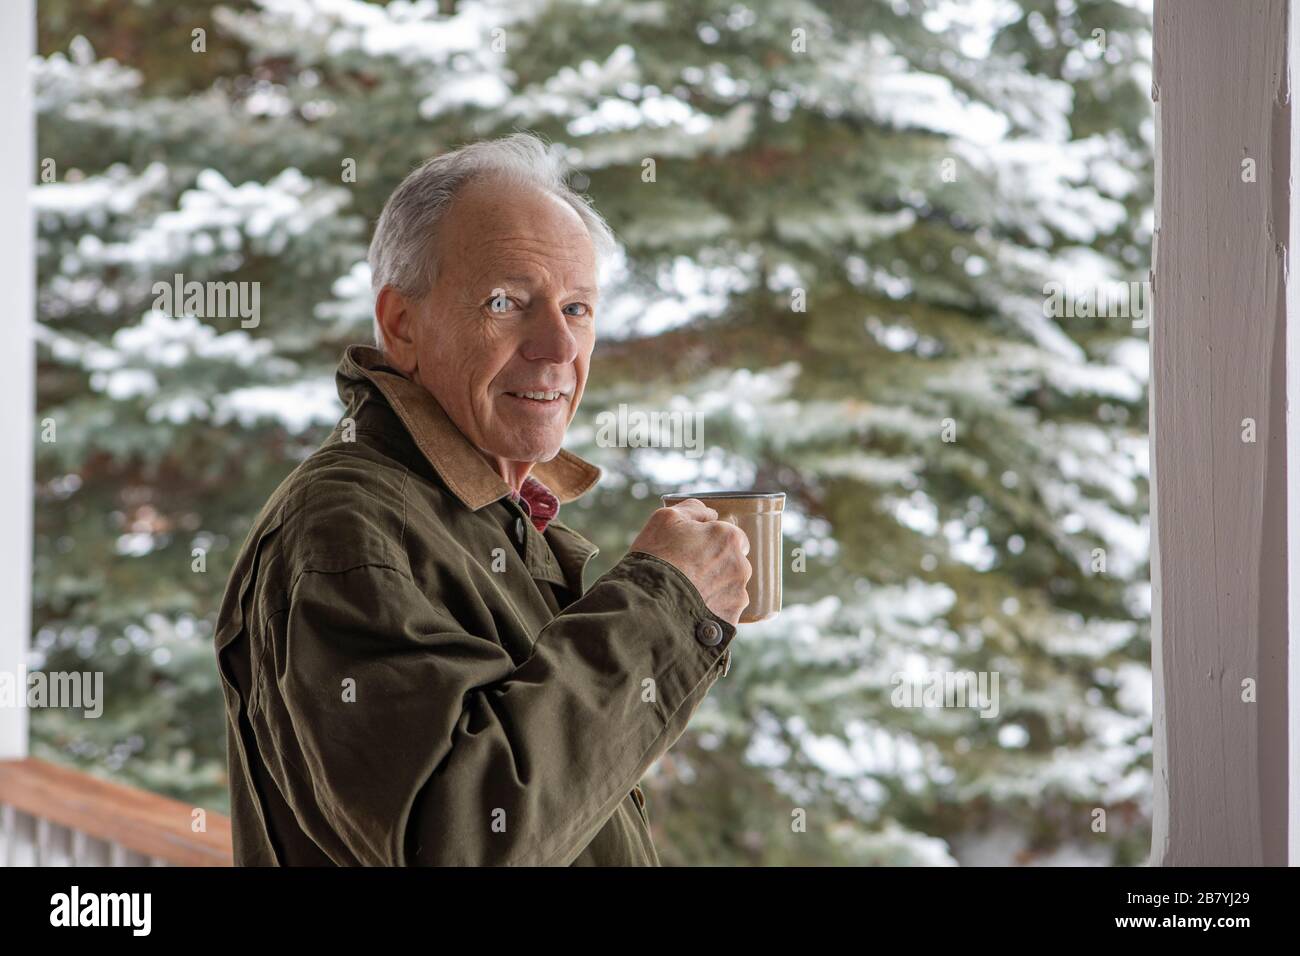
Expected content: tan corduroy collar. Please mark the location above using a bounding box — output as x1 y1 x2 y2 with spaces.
336 344 602 512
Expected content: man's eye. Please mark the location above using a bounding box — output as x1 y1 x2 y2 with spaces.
563 303 591 317
487 293 517 314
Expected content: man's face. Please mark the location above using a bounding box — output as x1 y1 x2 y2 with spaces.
385 176 598 469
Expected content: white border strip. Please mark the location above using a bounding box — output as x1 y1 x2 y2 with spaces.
1287 0 1299 869
0 0 34 760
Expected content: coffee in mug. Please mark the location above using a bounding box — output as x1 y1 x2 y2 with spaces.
660 491 785 623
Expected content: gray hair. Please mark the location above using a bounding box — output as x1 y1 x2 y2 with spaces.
367 132 617 349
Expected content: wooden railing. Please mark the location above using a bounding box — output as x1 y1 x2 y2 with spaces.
0 757 233 866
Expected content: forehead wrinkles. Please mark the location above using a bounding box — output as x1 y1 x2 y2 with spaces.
471 231 591 261
471 242 595 290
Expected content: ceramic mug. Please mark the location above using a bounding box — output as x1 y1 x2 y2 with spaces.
660 491 785 623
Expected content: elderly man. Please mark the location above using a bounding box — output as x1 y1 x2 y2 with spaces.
214 133 751 866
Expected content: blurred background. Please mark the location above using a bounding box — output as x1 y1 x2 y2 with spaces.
30 0 1152 865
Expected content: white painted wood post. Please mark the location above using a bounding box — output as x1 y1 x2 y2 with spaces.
1151 0 1290 865
0 0 34 760
1288 0 1300 869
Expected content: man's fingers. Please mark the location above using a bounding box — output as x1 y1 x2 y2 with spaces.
732 521 751 556
666 498 718 522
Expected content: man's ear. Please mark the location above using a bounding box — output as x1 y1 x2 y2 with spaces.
374 286 420 375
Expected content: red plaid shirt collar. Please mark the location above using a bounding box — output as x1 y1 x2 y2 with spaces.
509 475 561 533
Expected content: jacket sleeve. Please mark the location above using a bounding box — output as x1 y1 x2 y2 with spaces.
261 549 736 866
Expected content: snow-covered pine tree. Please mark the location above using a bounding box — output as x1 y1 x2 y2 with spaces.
34 0 1152 864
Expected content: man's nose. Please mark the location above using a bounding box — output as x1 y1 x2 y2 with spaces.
518 301 582 364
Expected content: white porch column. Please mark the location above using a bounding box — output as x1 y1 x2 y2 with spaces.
1151 0 1290 865
0 0 35 760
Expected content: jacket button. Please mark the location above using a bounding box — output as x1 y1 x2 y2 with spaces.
515 517 527 543
695 620 724 646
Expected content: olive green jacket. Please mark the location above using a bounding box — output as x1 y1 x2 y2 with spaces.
214 345 736 866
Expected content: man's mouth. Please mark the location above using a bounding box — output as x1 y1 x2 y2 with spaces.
504 389 568 406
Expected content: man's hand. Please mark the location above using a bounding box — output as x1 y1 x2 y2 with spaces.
629 498 752 625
